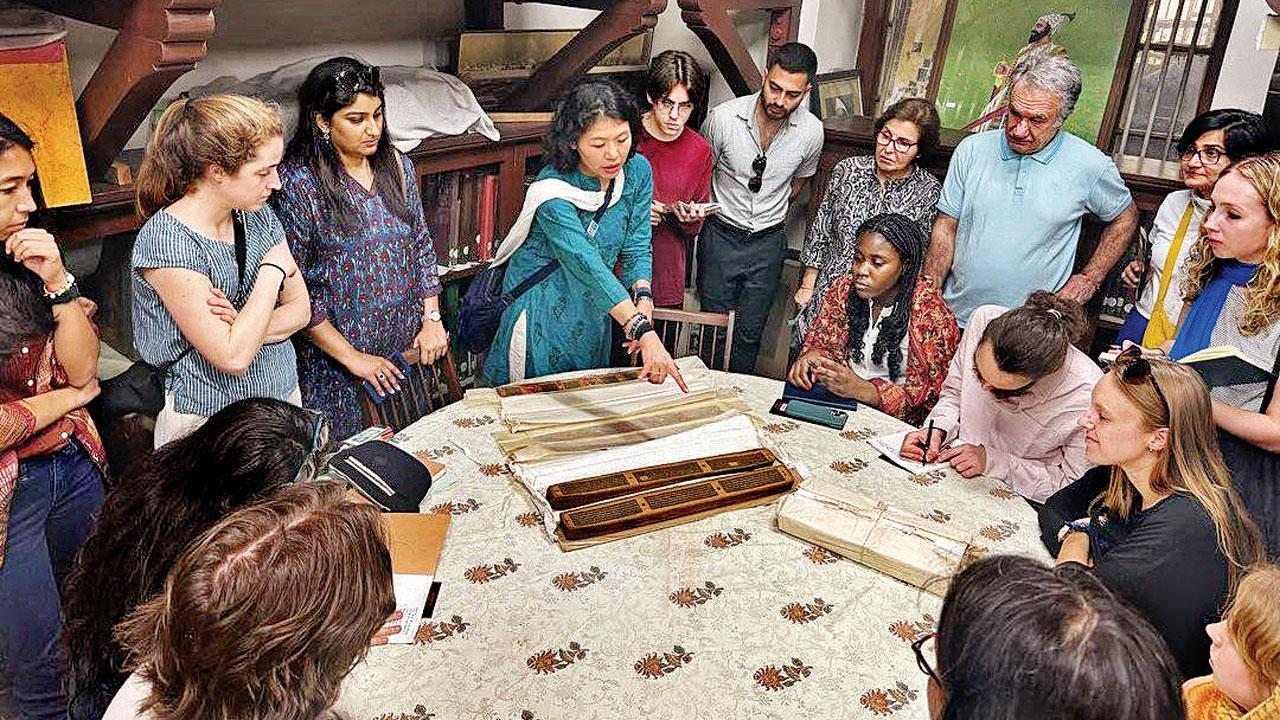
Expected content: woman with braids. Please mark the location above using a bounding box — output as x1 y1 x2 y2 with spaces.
900 291 1102 501
1039 355 1264 678
272 57 446 443
0 113 106 719
480 79 684 389
61 398 333 719
786 212 958 424
132 94 311 446
1167 152 1280 555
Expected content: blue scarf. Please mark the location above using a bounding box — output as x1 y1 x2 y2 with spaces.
1169 260 1259 360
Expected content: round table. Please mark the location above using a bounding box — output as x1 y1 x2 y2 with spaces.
337 372 1049 720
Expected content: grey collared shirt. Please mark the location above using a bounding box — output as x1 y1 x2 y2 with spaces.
702 92 824 233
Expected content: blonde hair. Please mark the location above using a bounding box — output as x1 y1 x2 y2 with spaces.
1226 564 1280 690
135 94 283 218
114 481 395 720
1096 360 1264 582
1181 152 1280 335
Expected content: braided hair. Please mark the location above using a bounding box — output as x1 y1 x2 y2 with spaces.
845 213 926 382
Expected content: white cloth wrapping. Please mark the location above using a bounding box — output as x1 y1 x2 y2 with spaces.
495 356 715 431
776 476 972 595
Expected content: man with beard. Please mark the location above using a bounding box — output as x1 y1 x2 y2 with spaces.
965 12 1075 132
923 54 1138 327
699 42 824 374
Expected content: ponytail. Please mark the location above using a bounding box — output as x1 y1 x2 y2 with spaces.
135 94 283 218
981 290 1085 378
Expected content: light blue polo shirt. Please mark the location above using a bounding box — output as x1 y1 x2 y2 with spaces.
937 129 1132 325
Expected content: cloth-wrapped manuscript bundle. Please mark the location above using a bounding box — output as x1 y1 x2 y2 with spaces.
776 477 972 595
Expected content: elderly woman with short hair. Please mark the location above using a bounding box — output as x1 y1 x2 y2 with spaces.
793 98 943 345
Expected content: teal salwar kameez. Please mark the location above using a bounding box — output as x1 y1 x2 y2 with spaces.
481 155 653 384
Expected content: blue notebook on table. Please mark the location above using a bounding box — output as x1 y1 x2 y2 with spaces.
782 381 857 412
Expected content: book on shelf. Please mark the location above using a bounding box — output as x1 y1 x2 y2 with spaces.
420 168 500 272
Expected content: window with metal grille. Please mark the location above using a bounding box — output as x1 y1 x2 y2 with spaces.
1112 0 1238 161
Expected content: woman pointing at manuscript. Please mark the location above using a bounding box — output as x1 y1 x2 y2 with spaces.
480 79 685 390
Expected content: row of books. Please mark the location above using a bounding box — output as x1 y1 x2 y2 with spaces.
422 169 499 272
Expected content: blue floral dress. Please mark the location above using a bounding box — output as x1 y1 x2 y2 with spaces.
481 155 653 385
271 156 441 442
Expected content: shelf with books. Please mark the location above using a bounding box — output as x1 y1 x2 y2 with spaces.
406 121 548 387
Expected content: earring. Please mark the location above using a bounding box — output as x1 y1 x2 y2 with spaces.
320 127 331 143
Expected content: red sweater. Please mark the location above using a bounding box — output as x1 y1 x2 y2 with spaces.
637 125 713 307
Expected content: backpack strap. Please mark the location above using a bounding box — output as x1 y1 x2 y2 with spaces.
501 177 617 306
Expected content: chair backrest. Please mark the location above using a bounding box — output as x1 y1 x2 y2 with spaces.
357 349 463 432
636 308 735 372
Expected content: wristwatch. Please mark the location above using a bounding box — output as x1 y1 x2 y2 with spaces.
426 310 442 323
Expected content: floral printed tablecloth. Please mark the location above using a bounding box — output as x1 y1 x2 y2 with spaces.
336 372 1050 720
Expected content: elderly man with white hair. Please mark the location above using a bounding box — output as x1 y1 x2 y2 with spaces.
923 53 1139 327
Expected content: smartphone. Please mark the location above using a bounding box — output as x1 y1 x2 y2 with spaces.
770 398 848 430
674 201 721 216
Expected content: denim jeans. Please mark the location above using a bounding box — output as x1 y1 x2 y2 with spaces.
0 442 104 720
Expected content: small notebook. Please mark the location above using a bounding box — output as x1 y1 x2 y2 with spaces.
1179 346 1275 388
866 429 970 474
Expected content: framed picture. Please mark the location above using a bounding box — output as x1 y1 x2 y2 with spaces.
930 2 1136 143
876 0 958 113
812 70 863 122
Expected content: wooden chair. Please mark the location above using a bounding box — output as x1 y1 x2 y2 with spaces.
356 348 463 432
633 308 735 372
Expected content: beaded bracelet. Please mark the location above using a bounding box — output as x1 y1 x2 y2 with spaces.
625 313 653 342
632 286 653 303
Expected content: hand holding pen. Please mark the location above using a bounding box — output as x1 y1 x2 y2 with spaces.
900 420 949 463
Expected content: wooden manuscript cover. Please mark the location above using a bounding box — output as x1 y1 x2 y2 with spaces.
546 448 777 510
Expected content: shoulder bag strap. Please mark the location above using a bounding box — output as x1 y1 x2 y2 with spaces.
233 210 248 290
1262 342 1280 413
503 178 616 304
165 211 243 376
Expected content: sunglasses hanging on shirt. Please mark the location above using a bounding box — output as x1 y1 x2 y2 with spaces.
749 153 767 193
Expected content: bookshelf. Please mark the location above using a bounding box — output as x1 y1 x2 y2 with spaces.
405 121 550 385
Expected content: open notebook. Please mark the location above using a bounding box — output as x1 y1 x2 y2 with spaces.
866 429 971 474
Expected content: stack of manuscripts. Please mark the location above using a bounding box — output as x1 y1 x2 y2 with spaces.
471 357 802 550
776 477 974 595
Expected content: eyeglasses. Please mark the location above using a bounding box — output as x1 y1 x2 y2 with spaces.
912 632 942 685
293 408 331 484
748 153 767 193
973 364 1035 400
654 97 694 116
1180 144 1227 166
1112 345 1169 412
876 128 919 153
